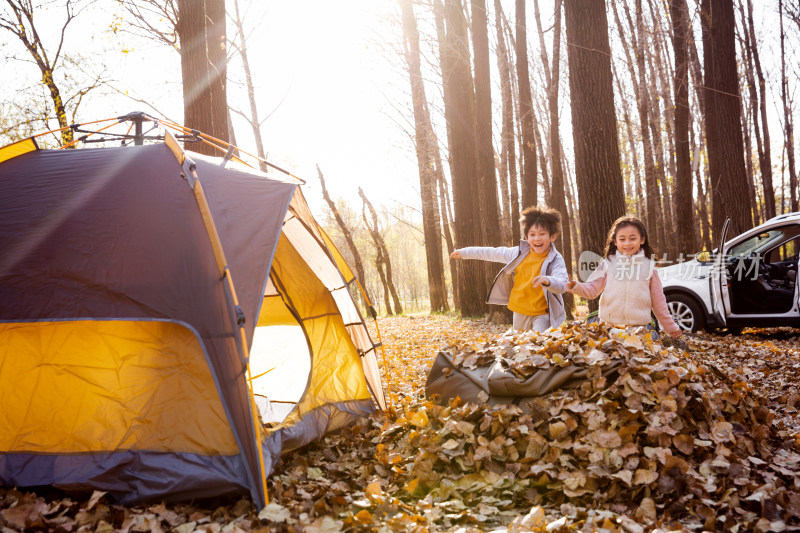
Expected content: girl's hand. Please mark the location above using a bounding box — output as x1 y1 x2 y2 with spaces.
531 275 550 288
565 280 578 293
450 250 462 259
668 329 683 338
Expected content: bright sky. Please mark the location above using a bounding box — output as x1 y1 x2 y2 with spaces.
1 0 419 215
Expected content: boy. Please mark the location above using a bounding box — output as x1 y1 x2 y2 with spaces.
450 206 569 331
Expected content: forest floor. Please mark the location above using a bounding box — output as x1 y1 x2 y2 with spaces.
2 315 800 532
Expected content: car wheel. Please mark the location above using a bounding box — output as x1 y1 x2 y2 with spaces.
666 294 706 333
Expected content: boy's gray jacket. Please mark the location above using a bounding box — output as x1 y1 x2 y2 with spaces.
457 241 569 328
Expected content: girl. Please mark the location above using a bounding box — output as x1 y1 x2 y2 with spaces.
450 206 569 332
567 216 682 338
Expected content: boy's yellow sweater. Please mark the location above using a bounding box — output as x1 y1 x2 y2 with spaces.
507 249 549 316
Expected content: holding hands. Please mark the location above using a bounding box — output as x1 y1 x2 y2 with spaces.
565 280 578 293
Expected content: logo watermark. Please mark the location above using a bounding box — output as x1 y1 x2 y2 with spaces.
576 251 766 282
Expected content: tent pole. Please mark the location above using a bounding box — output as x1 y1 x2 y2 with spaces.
134 117 143 146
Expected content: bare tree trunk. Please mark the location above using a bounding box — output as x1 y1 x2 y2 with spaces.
701 0 753 236
691 127 713 250
565 0 625 273
439 0 487 316
437 168 459 308
495 0 514 242
515 0 538 208
612 1 662 252
781 149 787 214
176 0 228 154
697 170 712 250
205 0 227 143
612 64 644 219
644 18 677 259
739 0 764 218
533 0 573 317
644 0 679 251
496 156 511 243
372 244 393 316
564 159 581 266
400 0 448 312
745 0 775 219
359 188 403 314
532 105 550 203
430 3 460 307
780 0 798 212
685 4 706 118
317 166 369 291
231 0 267 171
505 18 521 241
471 0 502 248
670 0 696 257
499 8 521 240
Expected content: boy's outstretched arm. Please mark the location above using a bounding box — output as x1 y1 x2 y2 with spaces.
451 246 519 264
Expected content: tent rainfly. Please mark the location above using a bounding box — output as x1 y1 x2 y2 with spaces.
0 134 386 508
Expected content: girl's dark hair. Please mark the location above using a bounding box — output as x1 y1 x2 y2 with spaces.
520 206 561 237
603 216 654 258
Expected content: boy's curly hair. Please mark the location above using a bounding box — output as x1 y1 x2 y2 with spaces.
520 206 561 237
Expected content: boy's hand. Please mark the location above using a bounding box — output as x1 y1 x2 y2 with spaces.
531 275 550 288
668 329 683 338
565 280 578 293
450 250 462 259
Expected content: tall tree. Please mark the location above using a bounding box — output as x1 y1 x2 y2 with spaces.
439 0 487 316
565 0 625 263
701 0 753 236
496 1 521 241
612 63 645 219
533 0 574 316
471 0 502 248
176 0 228 154
736 14 761 221
399 0 448 312
669 0 696 257
779 0 798 212
515 0 538 208
611 1 662 253
432 0 461 307
738 0 776 219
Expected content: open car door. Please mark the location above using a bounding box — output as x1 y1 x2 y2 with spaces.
710 218 731 325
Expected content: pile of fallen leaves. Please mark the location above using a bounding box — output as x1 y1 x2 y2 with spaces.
365 321 800 531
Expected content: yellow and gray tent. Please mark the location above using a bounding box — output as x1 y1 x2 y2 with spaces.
0 137 385 507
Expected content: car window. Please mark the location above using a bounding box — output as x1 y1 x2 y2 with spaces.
768 236 800 263
727 225 800 257
728 230 783 257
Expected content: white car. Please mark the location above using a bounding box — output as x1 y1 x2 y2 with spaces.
658 212 800 332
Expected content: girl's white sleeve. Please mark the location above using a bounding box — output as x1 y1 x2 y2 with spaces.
457 246 518 263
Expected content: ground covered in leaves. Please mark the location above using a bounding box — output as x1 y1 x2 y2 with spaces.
2 315 800 532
